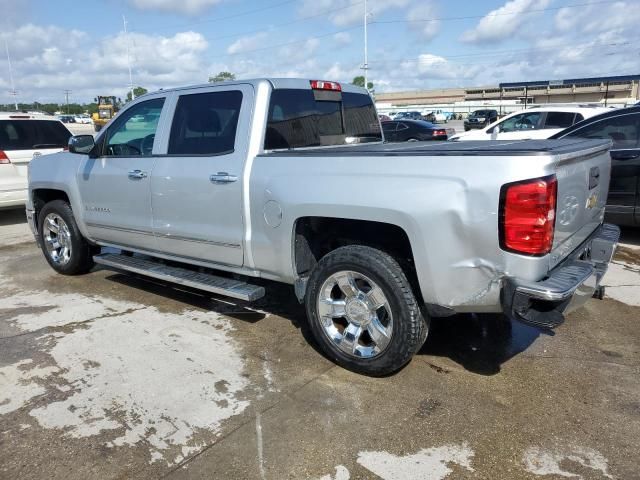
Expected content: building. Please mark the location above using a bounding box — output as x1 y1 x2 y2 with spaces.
375 74 640 110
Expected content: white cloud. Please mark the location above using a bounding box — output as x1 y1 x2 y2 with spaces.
128 0 224 15
406 1 440 41
333 32 352 46
226 33 268 55
0 26 210 104
461 0 551 44
299 0 410 27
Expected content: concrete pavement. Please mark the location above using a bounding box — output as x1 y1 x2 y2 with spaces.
0 212 639 479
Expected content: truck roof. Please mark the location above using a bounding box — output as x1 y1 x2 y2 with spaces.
141 78 370 97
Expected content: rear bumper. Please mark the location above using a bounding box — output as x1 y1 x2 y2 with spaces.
464 121 486 129
503 223 620 329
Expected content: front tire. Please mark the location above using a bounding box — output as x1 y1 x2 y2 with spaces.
38 200 95 275
305 245 428 376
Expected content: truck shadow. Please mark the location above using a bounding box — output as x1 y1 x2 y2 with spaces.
419 314 545 376
102 270 544 377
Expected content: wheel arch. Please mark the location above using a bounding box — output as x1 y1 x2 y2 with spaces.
291 216 421 302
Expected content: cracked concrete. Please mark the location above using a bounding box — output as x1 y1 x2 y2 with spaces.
0 216 639 479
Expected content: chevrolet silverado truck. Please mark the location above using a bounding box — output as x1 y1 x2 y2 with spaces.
26 78 620 375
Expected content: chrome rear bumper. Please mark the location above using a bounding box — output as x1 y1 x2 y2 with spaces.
504 223 620 329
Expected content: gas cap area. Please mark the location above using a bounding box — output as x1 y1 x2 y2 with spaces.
263 200 283 228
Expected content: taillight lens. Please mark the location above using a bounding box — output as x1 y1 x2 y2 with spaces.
0 151 10 164
500 175 557 256
433 129 447 136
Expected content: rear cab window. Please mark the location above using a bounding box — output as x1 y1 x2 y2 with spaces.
264 85 382 150
0 120 71 151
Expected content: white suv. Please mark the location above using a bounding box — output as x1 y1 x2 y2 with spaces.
1 113 72 208
450 106 611 141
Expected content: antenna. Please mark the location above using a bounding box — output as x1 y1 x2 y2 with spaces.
123 15 135 101
4 37 18 110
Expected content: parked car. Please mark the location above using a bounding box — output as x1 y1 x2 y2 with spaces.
393 111 422 120
450 106 610 141
57 115 75 124
1 113 72 208
382 120 454 141
27 78 619 375
550 105 640 227
464 109 498 131
422 109 448 123
73 114 92 124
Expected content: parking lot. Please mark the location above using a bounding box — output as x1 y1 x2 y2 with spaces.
0 207 638 480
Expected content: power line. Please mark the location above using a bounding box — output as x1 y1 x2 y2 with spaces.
131 0 299 32
372 0 617 25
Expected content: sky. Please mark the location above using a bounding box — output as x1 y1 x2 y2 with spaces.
0 0 639 104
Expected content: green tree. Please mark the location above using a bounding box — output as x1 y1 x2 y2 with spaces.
209 71 236 83
126 86 148 102
352 76 373 91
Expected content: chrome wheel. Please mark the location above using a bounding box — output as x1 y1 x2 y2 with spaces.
317 270 393 358
43 213 72 265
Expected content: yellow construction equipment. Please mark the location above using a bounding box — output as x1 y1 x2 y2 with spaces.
92 96 119 132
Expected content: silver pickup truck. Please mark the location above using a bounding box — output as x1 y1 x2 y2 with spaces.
26 78 620 375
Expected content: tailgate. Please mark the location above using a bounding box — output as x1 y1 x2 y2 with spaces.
550 142 611 269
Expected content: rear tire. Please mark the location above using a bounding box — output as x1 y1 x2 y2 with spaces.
305 245 428 376
38 200 95 275
94 124 102 132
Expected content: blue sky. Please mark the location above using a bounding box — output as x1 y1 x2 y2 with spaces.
1 0 639 104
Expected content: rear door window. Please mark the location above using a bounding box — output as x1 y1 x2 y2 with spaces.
544 112 576 129
169 90 242 155
565 113 640 149
264 88 382 150
0 120 71 150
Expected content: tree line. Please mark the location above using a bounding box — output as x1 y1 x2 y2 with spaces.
0 86 149 115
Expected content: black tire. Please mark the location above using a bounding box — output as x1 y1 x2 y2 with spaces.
38 200 95 275
464 126 470 131
94 124 102 132
305 245 428 376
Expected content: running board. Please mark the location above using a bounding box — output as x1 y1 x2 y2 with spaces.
94 253 265 301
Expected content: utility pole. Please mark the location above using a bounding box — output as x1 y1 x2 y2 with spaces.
64 90 71 113
123 15 135 101
362 0 369 92
604 81 609 107
4 37 18 110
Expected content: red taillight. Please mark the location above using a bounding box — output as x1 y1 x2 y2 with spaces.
433 129 447 136
310 80 342 91
500 175 557 256
0 151 10 164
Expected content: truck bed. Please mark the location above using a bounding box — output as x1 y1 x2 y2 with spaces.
261 138 610 157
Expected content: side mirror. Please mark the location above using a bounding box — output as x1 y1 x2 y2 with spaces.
491 125 500 140
68 135 95 154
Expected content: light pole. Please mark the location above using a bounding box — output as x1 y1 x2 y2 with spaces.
362 0 369 92
4 37 18 110
123 15 135 101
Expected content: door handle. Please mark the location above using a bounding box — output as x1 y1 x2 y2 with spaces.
128 169 148 179
210 172 238 184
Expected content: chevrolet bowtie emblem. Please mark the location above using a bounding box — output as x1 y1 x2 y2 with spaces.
586 193 598 209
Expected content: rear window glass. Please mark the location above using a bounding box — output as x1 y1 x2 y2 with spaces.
264 88 382 150
544 112 576 129
0 120 71 150
169 90 242 155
